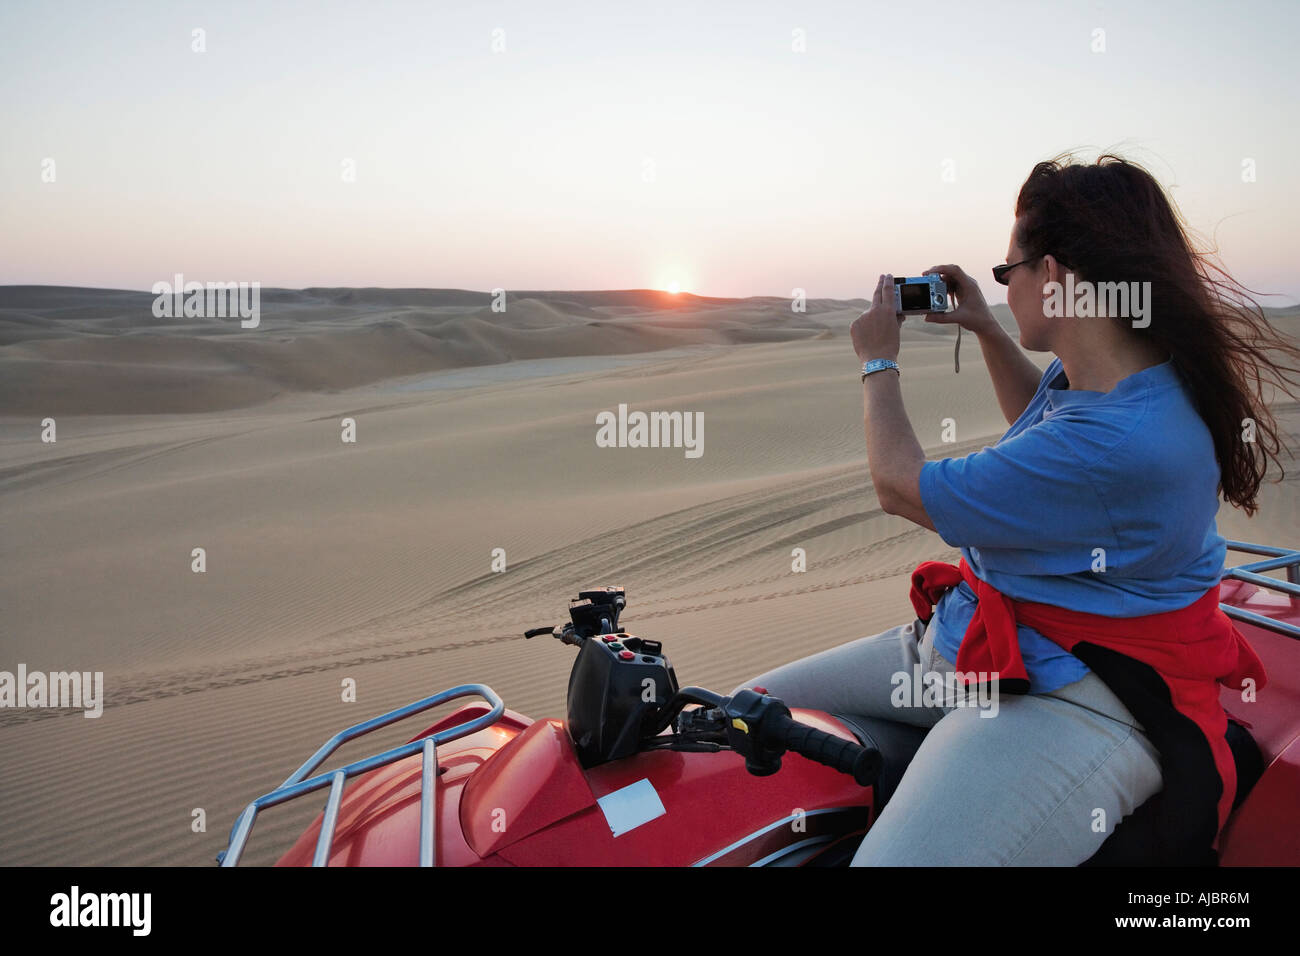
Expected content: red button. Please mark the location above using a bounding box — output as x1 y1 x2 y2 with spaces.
618 650 635 660
753 686 768 695
601 635 617 643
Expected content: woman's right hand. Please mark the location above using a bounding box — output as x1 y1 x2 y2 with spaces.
922 264 997 335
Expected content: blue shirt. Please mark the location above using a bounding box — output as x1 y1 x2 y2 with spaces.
918 356 1225 693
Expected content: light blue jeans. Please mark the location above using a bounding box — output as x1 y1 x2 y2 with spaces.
729 617 1164 865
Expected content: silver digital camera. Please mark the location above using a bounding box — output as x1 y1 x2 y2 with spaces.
893 275 948 315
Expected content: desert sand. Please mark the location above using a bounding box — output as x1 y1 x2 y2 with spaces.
1 286 1297 865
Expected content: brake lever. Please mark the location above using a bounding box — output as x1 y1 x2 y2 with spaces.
524 623 584 647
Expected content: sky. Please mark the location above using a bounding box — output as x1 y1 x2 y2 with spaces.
1 0 1297 304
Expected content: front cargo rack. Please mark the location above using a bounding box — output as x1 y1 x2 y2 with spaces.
1221 540 1300 640
218 683 504 867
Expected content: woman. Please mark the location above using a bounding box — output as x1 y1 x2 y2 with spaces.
732 153 1300 866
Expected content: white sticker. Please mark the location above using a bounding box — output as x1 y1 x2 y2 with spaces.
596 778 666 837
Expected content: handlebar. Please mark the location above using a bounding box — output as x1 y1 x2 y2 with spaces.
525 610 880 788
721 688 881 788
768 710 881 787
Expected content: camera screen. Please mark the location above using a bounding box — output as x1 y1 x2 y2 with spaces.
899 282 931 311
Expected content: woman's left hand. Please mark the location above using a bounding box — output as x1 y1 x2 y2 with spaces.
850 273 903 362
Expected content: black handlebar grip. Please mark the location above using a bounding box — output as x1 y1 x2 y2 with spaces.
774 713 881 787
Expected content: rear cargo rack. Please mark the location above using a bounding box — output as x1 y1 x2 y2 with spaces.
219 683 504 867
1221 540 1300 640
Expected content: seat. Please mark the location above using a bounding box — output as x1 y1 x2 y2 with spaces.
831 703 1268 866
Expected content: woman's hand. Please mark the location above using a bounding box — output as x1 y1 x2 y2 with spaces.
921 264 997 335
850 274 904 362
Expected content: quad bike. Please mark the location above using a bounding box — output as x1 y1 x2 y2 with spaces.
218 540 1300 866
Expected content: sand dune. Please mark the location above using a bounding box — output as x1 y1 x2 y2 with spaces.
0 288 1296 865
0 284 1011 416
0 286 881 415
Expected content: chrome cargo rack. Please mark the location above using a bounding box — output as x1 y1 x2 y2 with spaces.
1221 540 1300 640
219 683 504 867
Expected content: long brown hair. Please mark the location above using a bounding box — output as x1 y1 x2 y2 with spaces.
1014 152 1300 516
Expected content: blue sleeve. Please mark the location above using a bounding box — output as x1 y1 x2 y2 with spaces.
919 421 1119 554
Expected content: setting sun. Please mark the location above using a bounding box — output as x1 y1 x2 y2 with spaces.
667 280 680 294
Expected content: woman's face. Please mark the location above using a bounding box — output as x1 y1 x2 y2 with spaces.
1005 218 1051 351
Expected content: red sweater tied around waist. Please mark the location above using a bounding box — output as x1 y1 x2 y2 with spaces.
909 558 1267 841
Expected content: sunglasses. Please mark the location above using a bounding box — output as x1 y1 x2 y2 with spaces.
992 256 1037 285
992 253 1071 285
